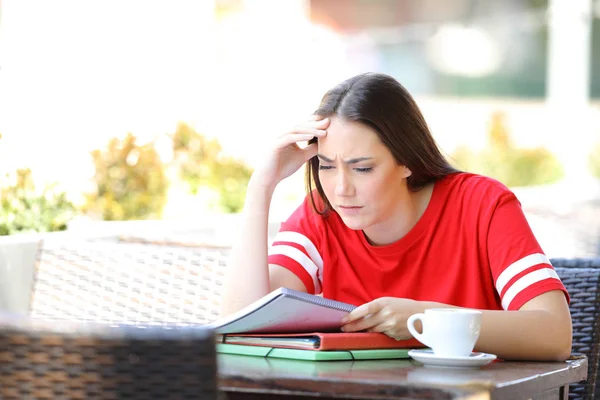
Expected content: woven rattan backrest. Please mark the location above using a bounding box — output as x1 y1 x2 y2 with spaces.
0 316 217 399
30 240 230 325
552 257 600 400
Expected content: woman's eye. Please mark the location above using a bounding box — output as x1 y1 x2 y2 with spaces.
318 165 333 171
354 167 373 173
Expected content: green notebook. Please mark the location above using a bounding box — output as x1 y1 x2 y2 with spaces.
217 343 411 361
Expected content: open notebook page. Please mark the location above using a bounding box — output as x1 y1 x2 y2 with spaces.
208 288 356 334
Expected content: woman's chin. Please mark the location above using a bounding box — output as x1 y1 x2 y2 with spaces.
339 216 367 231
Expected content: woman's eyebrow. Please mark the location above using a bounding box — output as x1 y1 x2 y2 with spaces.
317 154 374 164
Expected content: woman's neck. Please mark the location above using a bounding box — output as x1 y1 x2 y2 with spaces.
363 182 435 246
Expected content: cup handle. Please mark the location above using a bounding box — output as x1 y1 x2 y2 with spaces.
406 313 429 347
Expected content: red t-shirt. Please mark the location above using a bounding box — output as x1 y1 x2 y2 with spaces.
267 172 568 311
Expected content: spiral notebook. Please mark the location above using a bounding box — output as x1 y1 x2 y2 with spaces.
207 288 356 334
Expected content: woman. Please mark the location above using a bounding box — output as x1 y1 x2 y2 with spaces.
221 72 572 361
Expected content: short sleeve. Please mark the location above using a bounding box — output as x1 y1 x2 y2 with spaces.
487 192 569 310
268 196 325 294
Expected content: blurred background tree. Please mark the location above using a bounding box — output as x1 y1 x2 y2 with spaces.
451 112 564 187
85 133 168 220
170 122 252 213
0 169 77 235
82 124 253 222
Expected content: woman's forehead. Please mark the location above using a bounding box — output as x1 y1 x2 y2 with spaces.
318 117 385 156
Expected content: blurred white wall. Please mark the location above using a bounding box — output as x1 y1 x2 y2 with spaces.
0 0 598 220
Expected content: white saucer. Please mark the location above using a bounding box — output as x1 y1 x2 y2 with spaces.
408 349 497 368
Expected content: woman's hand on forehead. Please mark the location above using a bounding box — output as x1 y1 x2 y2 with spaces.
251 116 329 189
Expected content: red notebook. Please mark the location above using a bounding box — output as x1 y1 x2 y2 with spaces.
220 332 423 351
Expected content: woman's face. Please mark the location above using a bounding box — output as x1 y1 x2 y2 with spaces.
317 117 411 232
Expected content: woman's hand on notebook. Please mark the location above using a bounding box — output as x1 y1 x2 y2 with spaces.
339 297 427 340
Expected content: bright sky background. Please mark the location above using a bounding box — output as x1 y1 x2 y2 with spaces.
0 1 347 195
0 1 213 190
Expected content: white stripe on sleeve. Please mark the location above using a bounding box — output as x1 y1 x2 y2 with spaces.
272 231 323 281
268 244 322 294
495 253 551 295
501 268 561 310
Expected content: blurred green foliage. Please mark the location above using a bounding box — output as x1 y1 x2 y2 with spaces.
85 133 168 220
0 124 251 232
0 169 77 235
590 141 600 178
171 122 252 213
451 112 564 187
84 124 252 220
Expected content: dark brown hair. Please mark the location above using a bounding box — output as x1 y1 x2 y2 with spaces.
306 72 458 214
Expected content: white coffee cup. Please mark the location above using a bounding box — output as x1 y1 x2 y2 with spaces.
406 308 482 358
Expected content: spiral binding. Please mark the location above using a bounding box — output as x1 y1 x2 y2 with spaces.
280 288 356 313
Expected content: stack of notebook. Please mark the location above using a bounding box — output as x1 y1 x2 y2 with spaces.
208 288 421 361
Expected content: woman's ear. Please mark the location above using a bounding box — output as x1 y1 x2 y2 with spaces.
402 166 412 178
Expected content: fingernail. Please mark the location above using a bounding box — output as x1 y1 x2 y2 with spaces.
340 317 348 324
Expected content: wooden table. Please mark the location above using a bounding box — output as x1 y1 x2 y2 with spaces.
218 354 587 400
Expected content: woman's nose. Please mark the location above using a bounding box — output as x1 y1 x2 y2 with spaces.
335 172 354 197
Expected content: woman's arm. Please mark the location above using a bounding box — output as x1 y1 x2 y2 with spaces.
476 290 571 360
341 289 572 361
220 179 274 316
220 178 308 316
220 117 328 317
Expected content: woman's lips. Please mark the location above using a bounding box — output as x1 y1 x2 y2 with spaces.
338 205 363 214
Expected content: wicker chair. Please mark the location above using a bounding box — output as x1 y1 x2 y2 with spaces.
29 240 229 325
0 314 218 399
552 257 600 400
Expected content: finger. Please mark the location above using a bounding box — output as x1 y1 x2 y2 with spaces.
309 114 327 122
366 323 388 333
314 117 330 128
342 305 370 324
296 117 329 131
342 312 384 332
276 133 321 148
341 299 383 324
367 323 408 341
284 127 327 139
